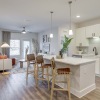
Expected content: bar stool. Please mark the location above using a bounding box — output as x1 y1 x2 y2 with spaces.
50 57 71 100
26 54 36 84
35 55 52 90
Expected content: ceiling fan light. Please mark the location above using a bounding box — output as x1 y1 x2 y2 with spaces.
69 29 73 35
22 30 26 34
22 27 26 34
50 33 53 38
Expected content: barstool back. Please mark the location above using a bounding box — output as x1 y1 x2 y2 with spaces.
27 54 35 61
36 55 44 64
51 57 56 69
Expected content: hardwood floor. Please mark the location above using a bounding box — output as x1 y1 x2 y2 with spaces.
0 73 100 100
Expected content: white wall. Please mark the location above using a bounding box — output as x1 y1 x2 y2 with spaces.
38 28 59 55
58 24 76 56
38 23 77 56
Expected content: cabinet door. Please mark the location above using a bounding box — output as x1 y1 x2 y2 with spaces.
94 24 100 37
75 27 89 46
86 25 95 38
95 58 100 75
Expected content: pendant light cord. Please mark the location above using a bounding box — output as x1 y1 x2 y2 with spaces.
69 1 72 29
50 11 53 33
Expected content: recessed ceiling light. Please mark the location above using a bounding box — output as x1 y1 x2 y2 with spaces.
76 15 80 18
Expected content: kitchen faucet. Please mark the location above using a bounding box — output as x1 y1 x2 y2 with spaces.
93 47 98 55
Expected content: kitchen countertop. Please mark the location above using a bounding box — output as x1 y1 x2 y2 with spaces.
44 55 95 65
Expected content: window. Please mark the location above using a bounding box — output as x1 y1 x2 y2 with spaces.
10 40 20 55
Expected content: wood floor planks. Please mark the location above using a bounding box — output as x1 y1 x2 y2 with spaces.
0 73 99 100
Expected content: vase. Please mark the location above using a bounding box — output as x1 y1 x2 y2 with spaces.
63 53 67 59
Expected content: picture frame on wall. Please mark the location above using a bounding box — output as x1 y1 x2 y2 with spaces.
43 35 47 43
48 37 51 42
42 43 50 53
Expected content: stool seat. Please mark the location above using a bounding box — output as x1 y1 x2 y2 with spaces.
41 64 51 68
57 68 70 74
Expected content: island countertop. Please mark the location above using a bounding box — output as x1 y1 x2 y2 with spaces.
43 55 95 65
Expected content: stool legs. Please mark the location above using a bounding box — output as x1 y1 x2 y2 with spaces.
36 66 39 87
50 71 71 100
26 61 29 85
47 67 50 90
50 69 56 100
67 74 71 100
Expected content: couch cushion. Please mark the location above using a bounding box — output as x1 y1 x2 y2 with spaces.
0 55 7 59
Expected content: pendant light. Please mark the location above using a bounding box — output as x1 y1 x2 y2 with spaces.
68 1 73 35
50 11 53 38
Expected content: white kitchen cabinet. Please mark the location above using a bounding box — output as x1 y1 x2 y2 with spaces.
95 57 100 75
82 55 100 75
75 27 89 46
86 24 100 38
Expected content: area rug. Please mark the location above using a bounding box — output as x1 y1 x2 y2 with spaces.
10 62 34 74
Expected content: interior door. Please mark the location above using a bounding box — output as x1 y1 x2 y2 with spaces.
22 40 31 59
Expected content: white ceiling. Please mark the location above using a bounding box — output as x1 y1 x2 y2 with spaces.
0 0 100 33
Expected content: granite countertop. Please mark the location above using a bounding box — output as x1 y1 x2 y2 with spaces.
43 55 95 65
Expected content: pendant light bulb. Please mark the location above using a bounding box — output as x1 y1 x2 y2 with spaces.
69 30 73 35
50 33 53 38
68 1 73 35
50 11 53 38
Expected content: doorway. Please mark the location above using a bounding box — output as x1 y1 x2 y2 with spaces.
22 40 31 59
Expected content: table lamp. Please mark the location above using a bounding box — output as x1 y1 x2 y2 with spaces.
1 42 10 75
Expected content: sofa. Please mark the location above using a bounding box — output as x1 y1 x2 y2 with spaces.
0 59 12 70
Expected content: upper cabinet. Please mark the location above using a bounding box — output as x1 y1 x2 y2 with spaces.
75 27 89 46
86 24 100 38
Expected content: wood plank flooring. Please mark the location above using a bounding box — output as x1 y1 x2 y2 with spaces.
0 73 100 100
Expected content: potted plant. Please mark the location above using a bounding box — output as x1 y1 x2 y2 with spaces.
61 35 73 58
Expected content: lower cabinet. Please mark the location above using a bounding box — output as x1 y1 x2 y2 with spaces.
94 57 100 75
82 55 100 75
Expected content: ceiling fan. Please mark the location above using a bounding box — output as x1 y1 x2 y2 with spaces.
22 27 26 34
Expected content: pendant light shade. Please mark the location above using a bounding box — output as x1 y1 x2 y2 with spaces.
50 11 53 38
68 1 73 35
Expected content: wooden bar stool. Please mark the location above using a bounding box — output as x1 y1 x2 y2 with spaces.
35 55 52 90
50 57 71 100
26 54 36 84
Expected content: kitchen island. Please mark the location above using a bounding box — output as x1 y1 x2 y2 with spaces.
43 55 96 98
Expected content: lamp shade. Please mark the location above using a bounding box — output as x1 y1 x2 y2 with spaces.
1 43 10 48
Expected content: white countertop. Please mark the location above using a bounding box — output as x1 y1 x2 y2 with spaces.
43 55 95 65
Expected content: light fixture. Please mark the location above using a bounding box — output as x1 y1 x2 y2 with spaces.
1 42 10 75
22 27 26 34
76 15 80 18
50 11 53 38
68 1 73 35
1 43 10 48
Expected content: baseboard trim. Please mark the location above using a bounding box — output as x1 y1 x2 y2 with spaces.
71 84 96 98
